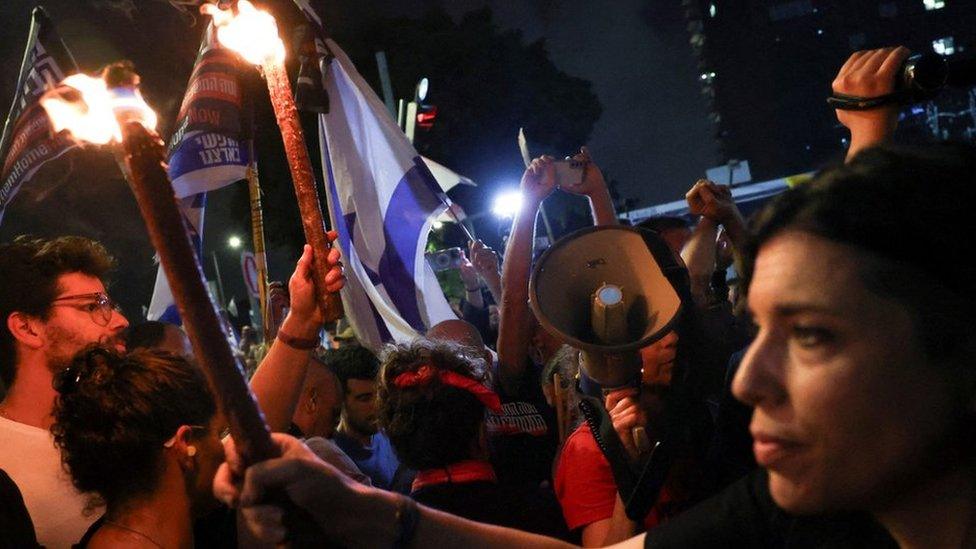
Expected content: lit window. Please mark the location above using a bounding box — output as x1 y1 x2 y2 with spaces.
923 0 946 10
933 36 955 55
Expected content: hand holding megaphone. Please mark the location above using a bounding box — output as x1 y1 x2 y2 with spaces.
606 388 651 460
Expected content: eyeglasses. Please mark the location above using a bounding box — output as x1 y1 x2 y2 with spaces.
50 292 121 327
163 424 209 448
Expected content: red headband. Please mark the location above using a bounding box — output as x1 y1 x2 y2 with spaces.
393 365 502 413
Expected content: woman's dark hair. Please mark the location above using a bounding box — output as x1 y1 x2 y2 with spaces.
51 346 216 510
377 339 491 471
125 320 171 351
743 142 976 364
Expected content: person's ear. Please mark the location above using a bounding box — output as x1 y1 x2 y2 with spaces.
7 312 44 350
169 425 198 470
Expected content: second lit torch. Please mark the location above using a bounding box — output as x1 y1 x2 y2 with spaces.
204 0 342 323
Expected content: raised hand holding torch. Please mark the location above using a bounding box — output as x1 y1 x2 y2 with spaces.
203 0 343 323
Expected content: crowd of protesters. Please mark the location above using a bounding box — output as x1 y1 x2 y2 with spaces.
1 45 975 549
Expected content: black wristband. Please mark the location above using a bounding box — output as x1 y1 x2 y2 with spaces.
826 91 903 111
276 330 320 350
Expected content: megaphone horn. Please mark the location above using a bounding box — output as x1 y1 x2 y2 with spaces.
529 226 683 388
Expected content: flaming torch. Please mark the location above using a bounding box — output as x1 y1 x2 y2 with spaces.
40 68 277 466
203 0 342 324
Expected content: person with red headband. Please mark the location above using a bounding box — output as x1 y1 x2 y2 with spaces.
376 339 571 539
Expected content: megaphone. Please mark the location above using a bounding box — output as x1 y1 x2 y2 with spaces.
529 225 683 388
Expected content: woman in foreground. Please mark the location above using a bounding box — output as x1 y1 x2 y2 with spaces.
214 143 976 548
53 347 226 547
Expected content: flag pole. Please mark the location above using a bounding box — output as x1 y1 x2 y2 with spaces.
246 156 270 339
445 205 477 243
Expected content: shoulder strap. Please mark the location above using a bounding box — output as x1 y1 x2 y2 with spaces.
578 394 673 522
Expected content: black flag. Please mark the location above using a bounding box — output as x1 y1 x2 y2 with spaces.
0 6 79 223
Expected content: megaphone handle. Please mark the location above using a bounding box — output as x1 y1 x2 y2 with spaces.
602 383 652 457
632 426 651 455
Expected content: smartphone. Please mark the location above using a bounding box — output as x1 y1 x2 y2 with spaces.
554 159 584 189
426 247 464 272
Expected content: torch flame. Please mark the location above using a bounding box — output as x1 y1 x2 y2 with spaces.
40 73 158 145
202 0 285 66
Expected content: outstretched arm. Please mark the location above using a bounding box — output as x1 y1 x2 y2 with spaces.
215 433 648 549
496 157 556 390
249 238 343 432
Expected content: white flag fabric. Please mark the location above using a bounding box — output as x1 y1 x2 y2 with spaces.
146 193 206 322
310 33 457 350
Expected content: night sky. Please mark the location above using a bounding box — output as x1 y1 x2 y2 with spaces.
1 1 716 206
0 0 716 315
366 0 718 206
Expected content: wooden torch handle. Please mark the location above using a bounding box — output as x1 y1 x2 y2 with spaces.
120 121 276 465
262 60 343 323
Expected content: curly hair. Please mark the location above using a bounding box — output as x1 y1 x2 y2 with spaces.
51 346 216 511
0 235 116 386
377 339 493 471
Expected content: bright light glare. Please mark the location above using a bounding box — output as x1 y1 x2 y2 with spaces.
432 220 444 230
492 190 523 218
417 77 430 101
933 37 955 55
228 236 242 249
202 0 285 65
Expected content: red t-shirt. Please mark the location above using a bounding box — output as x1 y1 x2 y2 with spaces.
554 423 677 532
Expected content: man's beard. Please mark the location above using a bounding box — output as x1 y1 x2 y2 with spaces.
44 326 124 375
349 415 379 437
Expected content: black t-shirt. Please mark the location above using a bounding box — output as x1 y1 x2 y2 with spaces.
644 470 896 548
74 506 237 548
412 480 571 540
0 469 38 549
487 361 559 486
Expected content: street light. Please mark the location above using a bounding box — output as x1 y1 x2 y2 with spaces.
228 235 242 249
401 77 432 143
416 77 429 102
492 190 523 218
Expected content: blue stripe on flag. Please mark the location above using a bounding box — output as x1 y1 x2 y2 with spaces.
323 148 394 343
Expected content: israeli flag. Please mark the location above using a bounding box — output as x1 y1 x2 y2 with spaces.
148 23 250 322
314 34 457 349
146 193 206 322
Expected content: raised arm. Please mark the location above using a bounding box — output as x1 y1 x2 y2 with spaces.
470 240 503 305
496 157 556 389
458 251 486 310
249 239 343 432
832 46 911 161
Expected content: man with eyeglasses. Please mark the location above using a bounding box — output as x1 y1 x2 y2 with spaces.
0 235 128 548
